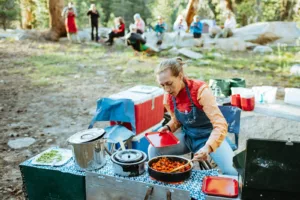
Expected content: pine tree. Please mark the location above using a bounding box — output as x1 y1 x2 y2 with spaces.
0 0 19 30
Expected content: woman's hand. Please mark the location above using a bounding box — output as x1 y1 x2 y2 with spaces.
158 125 169 132
193 145 212 161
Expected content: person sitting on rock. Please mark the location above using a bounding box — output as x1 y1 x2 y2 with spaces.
133 13 145 34
105 17 125 46
126 24 157 56
173 15 188 47
154 16 167 46
190 15 203 39
215 12 236 39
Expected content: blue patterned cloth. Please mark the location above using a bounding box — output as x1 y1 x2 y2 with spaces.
20 148 218 200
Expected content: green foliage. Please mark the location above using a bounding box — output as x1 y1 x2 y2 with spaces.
0 0 19 30
34 0 49 28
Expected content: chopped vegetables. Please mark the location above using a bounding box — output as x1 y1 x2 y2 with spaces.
151 157 191 173
36 150 62 163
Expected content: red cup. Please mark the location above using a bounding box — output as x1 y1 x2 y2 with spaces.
241 96 255 111
231 94 241 108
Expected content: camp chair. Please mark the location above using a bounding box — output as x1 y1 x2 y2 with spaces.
195 106 242 169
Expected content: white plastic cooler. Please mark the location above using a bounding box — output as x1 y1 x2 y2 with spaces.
109 85 165 134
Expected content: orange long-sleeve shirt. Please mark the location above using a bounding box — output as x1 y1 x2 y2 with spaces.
164 82 228 152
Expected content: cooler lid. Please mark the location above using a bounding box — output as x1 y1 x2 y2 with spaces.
109 85 164 104
114 149 143 163
67 128 105 144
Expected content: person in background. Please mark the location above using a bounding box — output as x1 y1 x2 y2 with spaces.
61 2 81 43
126 24 157 56
154 16 167 46
215 12 236 39
133 13 145 34
173 15 188 47
105 17 125 46
148 57 238 176
190 15 203 39
87 4 100 42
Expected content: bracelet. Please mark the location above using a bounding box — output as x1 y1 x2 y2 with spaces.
165 124 171 132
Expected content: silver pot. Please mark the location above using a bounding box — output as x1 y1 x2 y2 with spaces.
111 149 147 177
67 128 108 171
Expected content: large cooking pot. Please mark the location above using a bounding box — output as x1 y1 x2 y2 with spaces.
67 128 109 171
148 155 193 182
111 149 147 177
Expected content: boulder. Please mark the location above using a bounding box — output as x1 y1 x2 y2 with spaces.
215 38 247 51
8 137 36 149
290 64 300 76
253 45 273 54
233 22 300 44
178 48 203 59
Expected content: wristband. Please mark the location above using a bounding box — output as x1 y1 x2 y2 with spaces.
165 124 171 132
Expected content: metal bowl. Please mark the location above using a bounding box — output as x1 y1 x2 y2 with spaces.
148 155 194 183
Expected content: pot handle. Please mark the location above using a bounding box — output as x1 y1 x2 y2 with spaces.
166 190 172 200
143 186 153 200
104 145 112 156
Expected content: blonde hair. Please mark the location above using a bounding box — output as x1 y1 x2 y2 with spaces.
155 57 184 76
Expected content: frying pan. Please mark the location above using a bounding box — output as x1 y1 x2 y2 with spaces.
148 155 193 183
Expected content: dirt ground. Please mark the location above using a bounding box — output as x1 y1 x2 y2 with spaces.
0 39 299 200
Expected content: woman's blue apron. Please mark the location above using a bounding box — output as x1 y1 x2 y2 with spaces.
172 83 213 153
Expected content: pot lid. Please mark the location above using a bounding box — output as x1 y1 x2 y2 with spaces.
114 150 143 163
67 128 106 144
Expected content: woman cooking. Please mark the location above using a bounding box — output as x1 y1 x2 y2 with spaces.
148 58 237 176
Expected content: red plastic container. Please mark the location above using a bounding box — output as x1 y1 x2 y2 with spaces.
241 94 255 111
145 131 180 148
202 176 239 198
109 86 164 134
231 94 241 108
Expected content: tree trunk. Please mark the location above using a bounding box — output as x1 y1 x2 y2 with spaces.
225 0 234 12
20 0 35 29
255 0 262 22
44 0 66 41
185 0 199 28
280 0 296 21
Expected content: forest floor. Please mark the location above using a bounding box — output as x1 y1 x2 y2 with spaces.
0 39 299 199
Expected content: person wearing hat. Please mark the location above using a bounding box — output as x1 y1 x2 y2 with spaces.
190 15 203 38
133 13 145 34
154 16 167 46
148 57 238 176
87 4 100 42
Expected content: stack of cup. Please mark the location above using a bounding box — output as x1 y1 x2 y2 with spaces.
231 88 255 111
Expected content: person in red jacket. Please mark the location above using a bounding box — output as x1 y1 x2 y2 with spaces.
105 17 125 46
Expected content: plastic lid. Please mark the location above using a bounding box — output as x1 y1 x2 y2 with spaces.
67 128 106 144
114 150 143 163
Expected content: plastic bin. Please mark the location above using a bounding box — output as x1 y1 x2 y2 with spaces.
284 88 300 106
252 86 277 104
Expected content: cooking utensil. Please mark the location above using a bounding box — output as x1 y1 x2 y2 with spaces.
202 176 238 198
145 131 180 148
169 159 194 173
67 128 109 171
111 149 147 177
148 155 193 183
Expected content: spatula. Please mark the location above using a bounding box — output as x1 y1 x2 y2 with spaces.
170 159 194 173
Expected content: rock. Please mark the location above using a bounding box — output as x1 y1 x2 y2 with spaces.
215 38 247 51
115 66 123 71
77 30 90 41
127 59 140 66
212 53 223 59
74 74 81 79
253 45 273 54
245 42 258 50
233 22 300 44
96 70 107 76
46 139 53 143
290 64 300 76
8 137 36 149
168 47 179 55
121 68 136 75
78 64 85 68
178 48 203 59
24 134 29 137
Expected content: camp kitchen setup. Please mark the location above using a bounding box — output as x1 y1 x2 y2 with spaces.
19 85 300 200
